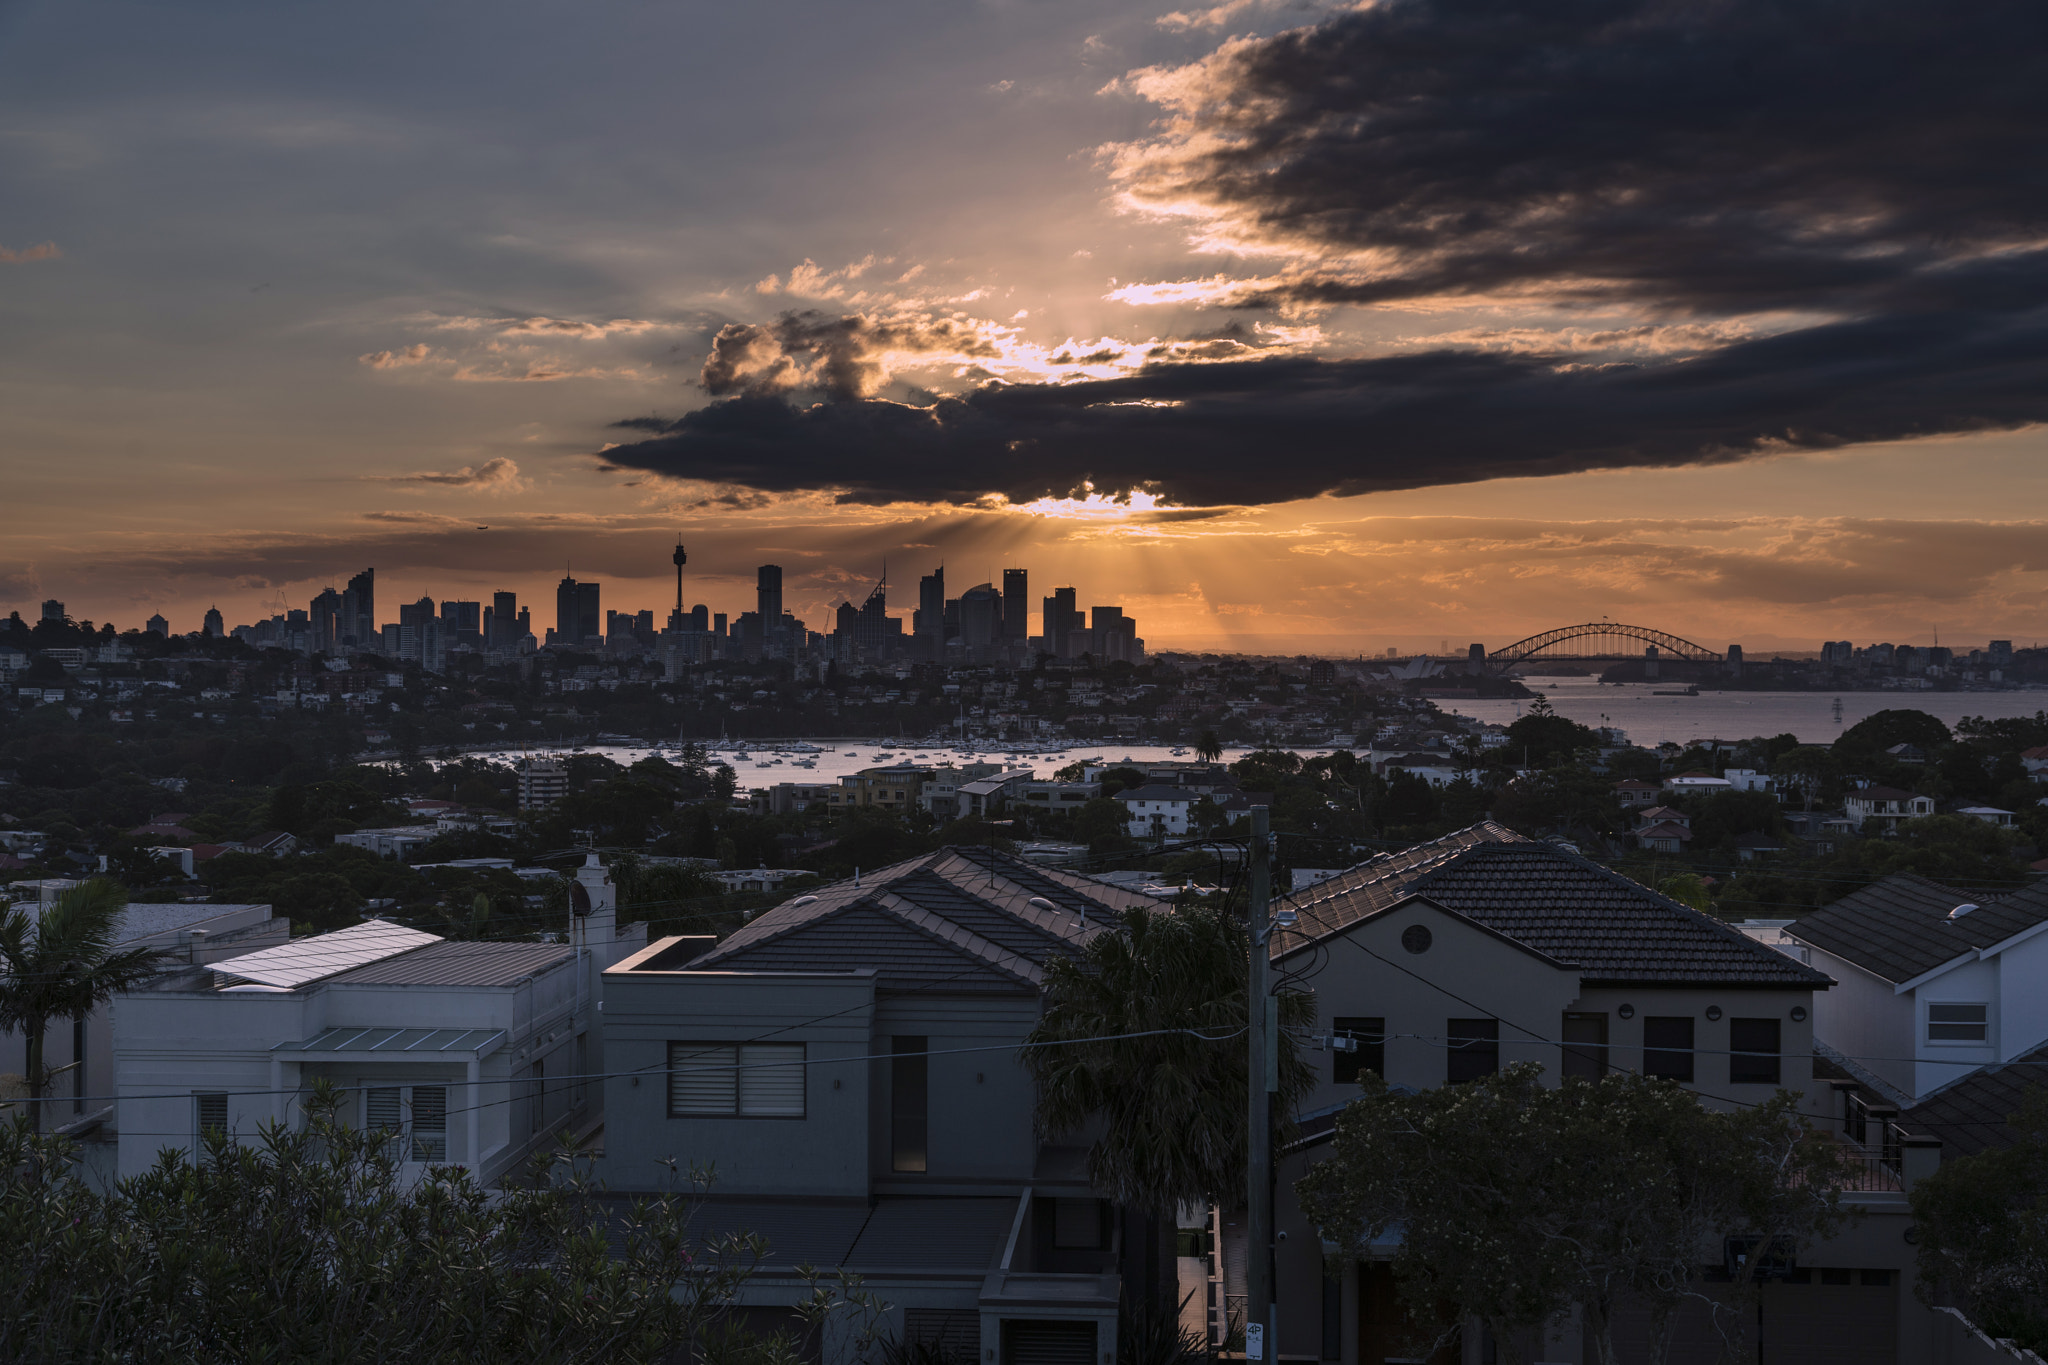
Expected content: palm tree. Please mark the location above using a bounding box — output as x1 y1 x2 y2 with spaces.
1026 900 1316 1215
0 878 168 1131
1195 730 1224 765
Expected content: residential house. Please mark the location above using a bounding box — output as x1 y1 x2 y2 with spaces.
1115 784 1197 838
0 902 284 1144
1843 786 1936 833
336 826 437 860
1612 778 1660 808
1781 872 2048 1101
1252 825 1966 1364
599 848 1165 1365
1663 769 1733 795
2021 744 2048 777
111 857 642 1182
1956 805 2015 827
1631 805 1693 853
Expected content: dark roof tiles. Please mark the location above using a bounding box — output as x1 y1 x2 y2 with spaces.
1276 824 1829 988
682 847 1153 993
1905 1046 2048 1158
1789 873 2048 984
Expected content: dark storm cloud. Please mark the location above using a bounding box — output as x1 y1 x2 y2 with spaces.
1119 0 2048 315
602 265 2048 506
599 0 2048 507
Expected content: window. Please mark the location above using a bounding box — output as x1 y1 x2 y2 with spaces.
1333 1016 1385 1084
194 1092 228 1143
1928 1003 1989 1043
528 1059 547 1136
410 1086 447 1162
1446 1018 1499 1083
1729 1018 1781 1084
364 1085 449 1163
667 1043 807 1117
1561 1012 1609 1079
892 1036 928 1173
1644 1016 1694 1081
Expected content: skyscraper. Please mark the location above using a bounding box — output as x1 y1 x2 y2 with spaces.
342 568 374 647
556 577 602 645
1002 568 1028 642
917 566 945 658
441 599 482 648
40 599 65 623
757 565 783 625
489 591 518 649
309 587 342 654
1043 587 1080 657
202 606 224 637
958 583 1002 652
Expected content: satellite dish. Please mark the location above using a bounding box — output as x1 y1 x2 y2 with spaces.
570 882 592 918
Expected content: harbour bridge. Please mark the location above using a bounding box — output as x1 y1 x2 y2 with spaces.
1475 622 1725 672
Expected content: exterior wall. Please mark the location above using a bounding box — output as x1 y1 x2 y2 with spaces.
600 962 878 1196
1806 945 1916 1097
1566 984 1821 1117
112 991 314 1176
1914 955 2001 1097
870 994 1043 1189
1285 903 1583 1114
111 957 585 1182
1996 929 2048 1061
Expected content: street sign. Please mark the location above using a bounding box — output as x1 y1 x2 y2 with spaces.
1246 1323 1265 1361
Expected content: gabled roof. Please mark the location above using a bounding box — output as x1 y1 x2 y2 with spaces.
1849 786 1925 803
1904 1044 2048 1158
1274 823 1830 988
1635 822 1694 841
683 847 1158 994
1788 873 2048 984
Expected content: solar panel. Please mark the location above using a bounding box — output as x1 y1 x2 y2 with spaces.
211 919 442 989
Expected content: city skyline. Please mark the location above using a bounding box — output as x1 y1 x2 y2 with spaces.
7 1 2048 653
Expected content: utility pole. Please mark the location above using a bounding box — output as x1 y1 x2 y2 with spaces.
1246 804 1275 1365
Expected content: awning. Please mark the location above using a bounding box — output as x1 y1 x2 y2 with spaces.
272 1026 506 1059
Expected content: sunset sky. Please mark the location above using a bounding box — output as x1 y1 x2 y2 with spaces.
5 0 2047 654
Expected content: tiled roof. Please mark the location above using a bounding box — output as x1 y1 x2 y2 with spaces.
1274 823 1831 988
1905 1045 2048 1158
1788 873 2048 984
1635 822 1694 841
684 847 1158 993
1849 786 1924 803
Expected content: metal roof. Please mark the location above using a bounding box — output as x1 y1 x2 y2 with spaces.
211 919 443 988
273 1026 505 1056
326 939 574 987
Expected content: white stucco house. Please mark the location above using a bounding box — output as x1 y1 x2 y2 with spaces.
110 856 643 1181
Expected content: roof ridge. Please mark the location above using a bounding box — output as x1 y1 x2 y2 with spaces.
870 892 1042 987
689 894 887 967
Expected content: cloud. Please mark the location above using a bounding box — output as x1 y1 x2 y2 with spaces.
359 343 432 369
602 0 2048 510
365 457 529 491
698 309 1003 401
602 281 2048 506
1108 0 2048 316
0 241 60 263
432 315 663 339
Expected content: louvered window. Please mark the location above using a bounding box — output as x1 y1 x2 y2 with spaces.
195 1092 228 1142
365 1087 402 1149
409 1086 448 1162
668 1043 805 1117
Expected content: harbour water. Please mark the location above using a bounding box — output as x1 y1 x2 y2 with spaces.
458 740 1267 791
1440 675 2048 747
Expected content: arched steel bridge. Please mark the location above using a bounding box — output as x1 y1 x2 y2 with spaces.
1487 622 1722 668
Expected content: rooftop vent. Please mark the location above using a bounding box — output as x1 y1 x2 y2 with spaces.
1948 903 1979 921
